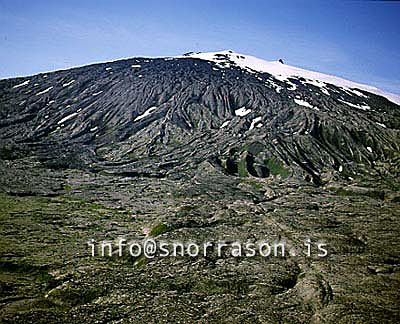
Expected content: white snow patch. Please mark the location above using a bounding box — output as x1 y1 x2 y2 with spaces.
13 80 30 88
321 88 330 96
134 106 157 121
249 116 262 130
105 67 112 71
220 120 230 128
92 91 103 96
303 79 325 88
348 89 368 98
36 86 53 95
90 126 98 132
339 165 343 172
63 80 75 87
180 50 400 105
266 80 282 93
367 146 373 153
235 107 251 117
57 113 78 125
376 122 386 128
338 99 371 111
294 99 313 108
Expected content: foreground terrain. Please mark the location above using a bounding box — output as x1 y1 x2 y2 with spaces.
0 163 399 323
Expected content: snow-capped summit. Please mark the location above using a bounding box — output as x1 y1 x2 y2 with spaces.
181 50 400 105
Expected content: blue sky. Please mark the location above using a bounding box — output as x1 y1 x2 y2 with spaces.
1 0 399 94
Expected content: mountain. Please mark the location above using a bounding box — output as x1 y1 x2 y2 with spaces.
1 50 399 184
0 51 399 323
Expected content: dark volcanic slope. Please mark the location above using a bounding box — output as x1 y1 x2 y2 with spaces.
0 53 399 183
0 52 400 324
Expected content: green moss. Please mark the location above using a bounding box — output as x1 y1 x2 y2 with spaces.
134 256 147 268
48 286 104 307
330 187 384 200
220 158 227 169
297 272 306 280
238 158 248 177
239 144 249 153
265 158 289 178
149 223 171 237
36 271 54 285
248 179 263 191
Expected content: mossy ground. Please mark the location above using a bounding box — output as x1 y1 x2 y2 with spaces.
0 169 399 323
